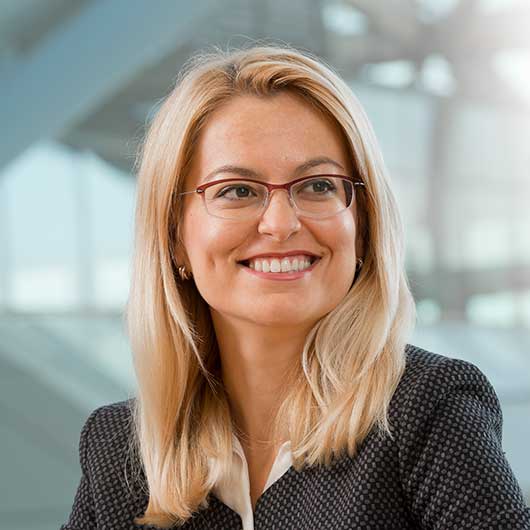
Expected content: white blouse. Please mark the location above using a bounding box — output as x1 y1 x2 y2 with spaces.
212 434 293 530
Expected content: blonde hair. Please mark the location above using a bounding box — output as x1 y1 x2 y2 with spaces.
125 42 416 528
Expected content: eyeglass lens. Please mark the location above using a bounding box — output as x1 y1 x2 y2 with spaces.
203 176 354 220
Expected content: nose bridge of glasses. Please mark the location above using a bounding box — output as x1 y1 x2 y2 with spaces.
264 185 297 211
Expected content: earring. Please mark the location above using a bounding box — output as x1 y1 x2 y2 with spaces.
356 258 363 271
177 265 192 281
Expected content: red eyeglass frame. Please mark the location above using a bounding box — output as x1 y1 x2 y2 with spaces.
177 174 366 209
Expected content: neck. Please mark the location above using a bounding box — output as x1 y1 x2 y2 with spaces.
211 308 310 445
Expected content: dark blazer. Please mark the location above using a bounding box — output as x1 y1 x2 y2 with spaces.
62 344 530 529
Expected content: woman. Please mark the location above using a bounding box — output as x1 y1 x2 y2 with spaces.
62 44 530 529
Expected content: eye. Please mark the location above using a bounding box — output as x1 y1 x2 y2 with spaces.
301 178 337 193
216 185 257 199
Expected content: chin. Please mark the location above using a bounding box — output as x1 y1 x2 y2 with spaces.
243 306 319 328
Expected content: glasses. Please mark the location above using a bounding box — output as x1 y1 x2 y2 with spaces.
177 174 365 220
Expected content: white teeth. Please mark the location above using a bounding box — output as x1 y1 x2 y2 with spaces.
269 259 280 273
246 254 316 273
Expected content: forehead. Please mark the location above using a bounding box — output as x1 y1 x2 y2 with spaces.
187 92 352 184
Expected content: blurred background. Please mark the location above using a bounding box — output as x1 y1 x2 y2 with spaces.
1 0 529 527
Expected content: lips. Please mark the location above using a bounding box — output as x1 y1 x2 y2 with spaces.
238 256 319 268
238 255 319 267
238 256 321 278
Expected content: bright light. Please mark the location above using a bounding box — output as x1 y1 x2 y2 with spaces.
322 2 367 35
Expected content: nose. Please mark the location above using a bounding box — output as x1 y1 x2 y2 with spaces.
257 188 301 240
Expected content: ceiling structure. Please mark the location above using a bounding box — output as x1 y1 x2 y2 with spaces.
1 0 529 173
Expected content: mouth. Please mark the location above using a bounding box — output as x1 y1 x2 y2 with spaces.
237 256 320 268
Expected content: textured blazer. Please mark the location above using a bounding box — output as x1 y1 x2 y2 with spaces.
61 345 530 529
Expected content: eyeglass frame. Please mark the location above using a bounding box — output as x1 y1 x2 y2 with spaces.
176 174 366 220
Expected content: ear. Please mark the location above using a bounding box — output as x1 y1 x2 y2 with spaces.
170 225 192 269
173 242 191 270
355 238 364 261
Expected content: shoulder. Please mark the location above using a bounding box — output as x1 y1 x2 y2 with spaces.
83 398 135 442
398 343 498 401
392 347 530 526
391 343 502 437
392 343 503 446
79 398 139 477
66 401 149 525
86 398 135 427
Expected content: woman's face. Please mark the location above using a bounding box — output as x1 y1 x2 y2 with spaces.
178 91 362 329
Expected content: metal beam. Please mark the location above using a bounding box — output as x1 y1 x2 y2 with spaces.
1 0 216 170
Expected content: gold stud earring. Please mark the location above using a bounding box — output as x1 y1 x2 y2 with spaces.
356 258 363 271
177 265 192 281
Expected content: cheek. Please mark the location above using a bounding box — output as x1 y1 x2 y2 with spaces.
182 207 245 267
320 213 357 257
327 216 359 294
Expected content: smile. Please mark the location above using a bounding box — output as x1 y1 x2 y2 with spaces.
237 257 321 281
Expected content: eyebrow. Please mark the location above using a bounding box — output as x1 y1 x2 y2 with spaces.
203 156 346 183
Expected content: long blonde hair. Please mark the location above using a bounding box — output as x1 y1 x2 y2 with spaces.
125 42 416 528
